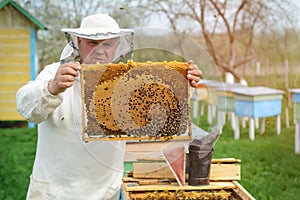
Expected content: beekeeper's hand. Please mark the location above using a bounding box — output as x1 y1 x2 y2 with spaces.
187 60 202 88
48 62 81 95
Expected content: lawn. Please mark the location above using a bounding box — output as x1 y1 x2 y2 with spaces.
213 122 300 200
0 127 37 200
0 116 300 199
192 109 300 200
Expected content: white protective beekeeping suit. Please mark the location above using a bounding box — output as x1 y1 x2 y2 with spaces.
16 14 134 200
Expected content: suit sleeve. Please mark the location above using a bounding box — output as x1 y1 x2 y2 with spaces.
16 63 63 124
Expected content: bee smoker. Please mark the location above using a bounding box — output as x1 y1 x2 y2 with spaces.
187 139 213 186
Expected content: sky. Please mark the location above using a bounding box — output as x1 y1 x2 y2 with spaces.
289 0 300 27
290 0 300 8
146 0 300 29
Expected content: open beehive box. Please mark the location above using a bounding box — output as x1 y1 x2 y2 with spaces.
80 61 191 141
122 141 255 200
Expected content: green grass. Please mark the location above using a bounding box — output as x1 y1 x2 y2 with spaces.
1 117 300 199
192 109 300 200
214 123 300 200
0 128 37 200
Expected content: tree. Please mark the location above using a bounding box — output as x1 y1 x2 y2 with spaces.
14 0 299 79
136 0 299 82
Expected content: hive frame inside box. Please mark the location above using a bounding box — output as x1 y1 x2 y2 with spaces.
122 181 255 200
80 62 191 141
121 157 254 200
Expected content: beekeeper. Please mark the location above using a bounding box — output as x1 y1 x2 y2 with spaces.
16 13 202 200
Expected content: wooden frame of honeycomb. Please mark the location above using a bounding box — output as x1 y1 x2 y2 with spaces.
80 61 191 141
122 181 255 200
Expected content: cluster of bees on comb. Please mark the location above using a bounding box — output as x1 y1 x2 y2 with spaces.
81 60 191 140
129 189 235 200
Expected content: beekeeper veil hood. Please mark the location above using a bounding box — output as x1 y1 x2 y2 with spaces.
60 13 134 64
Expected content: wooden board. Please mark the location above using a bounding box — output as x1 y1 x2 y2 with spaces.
124 181 236 192
132 160 241 181
80 61 191 141
232 181 256 200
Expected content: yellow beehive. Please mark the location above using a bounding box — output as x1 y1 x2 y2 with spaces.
0 0 46 120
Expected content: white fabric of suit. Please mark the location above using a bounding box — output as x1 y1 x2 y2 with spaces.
16 61 125 200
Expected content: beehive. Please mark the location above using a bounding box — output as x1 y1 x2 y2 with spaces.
0 0 46 121
122 140 255 200
122 181 254 200
80 60 191 141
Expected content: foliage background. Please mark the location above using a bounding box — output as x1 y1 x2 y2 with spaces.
12 0 300 83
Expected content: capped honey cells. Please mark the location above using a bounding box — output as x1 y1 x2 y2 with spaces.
80 60 191 141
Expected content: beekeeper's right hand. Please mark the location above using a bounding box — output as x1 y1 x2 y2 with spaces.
48 62 81 95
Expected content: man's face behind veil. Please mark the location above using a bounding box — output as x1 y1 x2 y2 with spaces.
78 37 119 64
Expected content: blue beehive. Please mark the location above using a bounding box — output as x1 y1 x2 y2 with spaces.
289 88 300 123
231 86 284 118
